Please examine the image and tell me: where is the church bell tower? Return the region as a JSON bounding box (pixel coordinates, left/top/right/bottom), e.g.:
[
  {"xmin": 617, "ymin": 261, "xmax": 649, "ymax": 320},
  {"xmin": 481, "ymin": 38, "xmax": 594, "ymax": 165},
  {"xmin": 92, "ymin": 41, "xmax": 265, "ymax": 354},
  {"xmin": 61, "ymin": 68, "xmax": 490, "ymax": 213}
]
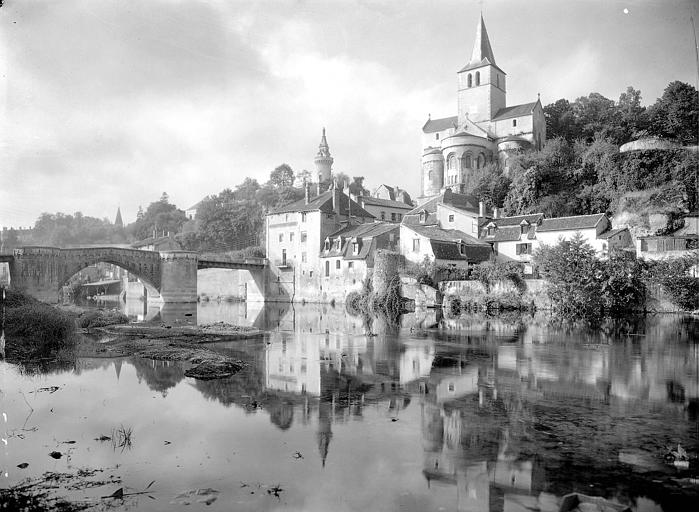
[{"xmin": 457, "ymin": 15, "xmax": 506, "ymax": 125}]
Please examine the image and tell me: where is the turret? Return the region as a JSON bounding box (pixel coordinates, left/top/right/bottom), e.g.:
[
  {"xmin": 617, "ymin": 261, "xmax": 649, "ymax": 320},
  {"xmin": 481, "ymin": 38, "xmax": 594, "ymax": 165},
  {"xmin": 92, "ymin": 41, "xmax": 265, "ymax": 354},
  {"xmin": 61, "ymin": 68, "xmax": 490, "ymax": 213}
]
[{"xmin": 314, "ymin": 127, "xmax": 334, "ymax": 184}]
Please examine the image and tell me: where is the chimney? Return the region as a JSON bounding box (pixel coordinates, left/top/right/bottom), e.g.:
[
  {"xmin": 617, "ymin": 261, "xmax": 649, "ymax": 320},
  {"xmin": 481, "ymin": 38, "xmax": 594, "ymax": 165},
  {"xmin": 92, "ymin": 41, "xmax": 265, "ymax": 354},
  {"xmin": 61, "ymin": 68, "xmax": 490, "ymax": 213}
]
[
  {"xmin": 332, "ymin": 180, "xmax": 340, "ymax": 215},
  {"xmin": 316, "ymin": 181, "xmax": 321, "ymax": 196},
  {"xmin": 493, "ymin": 207, "xmax": 499, "ymax": 219},
  {"xmin": 304, "ymin": 182, "xmax": 310, "ymax": 204},
  {"xmin": 479, "ymin": 201, "xmax": 486, "ymax": 218}
]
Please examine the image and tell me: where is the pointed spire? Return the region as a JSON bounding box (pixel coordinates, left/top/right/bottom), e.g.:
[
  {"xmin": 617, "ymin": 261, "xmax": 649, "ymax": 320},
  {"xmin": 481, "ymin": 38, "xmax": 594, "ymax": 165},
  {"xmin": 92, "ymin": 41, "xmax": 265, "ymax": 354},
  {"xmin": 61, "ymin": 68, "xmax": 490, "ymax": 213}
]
[
  {"xmin": 114, "ymin": 206, "xmax": 124, "ymax": 228},
  {"xmin": 317, "ymin": 127, "xmax": 331, "ymax": 158},
  {"xmin": 469, "ymin": 14, "xmax": 496, "ymax": 67}
]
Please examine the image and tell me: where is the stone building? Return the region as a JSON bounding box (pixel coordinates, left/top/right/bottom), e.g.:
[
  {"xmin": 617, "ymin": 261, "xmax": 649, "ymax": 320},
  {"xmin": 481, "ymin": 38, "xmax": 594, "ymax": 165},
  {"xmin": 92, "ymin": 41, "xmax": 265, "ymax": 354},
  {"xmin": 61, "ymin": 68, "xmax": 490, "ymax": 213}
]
[
  {"xmin": 420, "ymin": 15, "xmax": 546, "ymax": 201},
  {"xmin": 265, "ymin": 182, "xmax": 374, "ymax": 302}
]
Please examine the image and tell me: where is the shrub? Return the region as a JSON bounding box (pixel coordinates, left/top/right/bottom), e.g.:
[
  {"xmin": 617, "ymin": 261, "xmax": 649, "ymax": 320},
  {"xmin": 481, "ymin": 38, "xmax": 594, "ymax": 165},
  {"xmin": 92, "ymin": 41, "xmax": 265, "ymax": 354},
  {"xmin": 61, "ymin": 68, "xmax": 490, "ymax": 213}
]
[
  {"xmin": 642, "ymin": 255, "xmax": 699, "ymax": 311},
  {"xmin": 78, "ymin": 310, "xmax": 129, "ymax": 329},
  {"xmin": 447, "ymin": 295, "xmax": 462, "ymax": 316},
  {"xmin": 470, "ymin": 261, "xmax": 526, "ymax": 294},
  {"xmin": 4, "ymin": 303, "xmax": 76, "ymax": 349}
]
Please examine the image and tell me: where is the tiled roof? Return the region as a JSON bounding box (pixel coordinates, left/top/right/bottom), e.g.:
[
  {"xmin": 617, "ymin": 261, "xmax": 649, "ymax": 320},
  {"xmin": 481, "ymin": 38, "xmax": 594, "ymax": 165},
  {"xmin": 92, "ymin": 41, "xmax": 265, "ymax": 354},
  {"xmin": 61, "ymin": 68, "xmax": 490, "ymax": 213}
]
[
  {"xmin": 270, "ymin": 190, "xmax": 374, "ymax": 218},
  {"xmin": 483, "ymin": 226, "xmax": 523, "ymax": 242},
  {"xmin": 491, "ymin": 102, "xmax": 538, "ymax": 122},
  {"xmin": 360, "ymin": 196, "xmax": 413, "ymax": 209},
  {"xmin": 537, "ymin": 213, "xmax": 607, "ymax": 232},
  {"xmin": 321, "ymin": 222, "xmax": 398, "ymax": 261},
  {"xmin": 423, "ymin": 116, "xmax": 458, "ymax": 133},
  {"xmin": 490, "ymin": 213, "xmax": 544, "ymax": 227},
  {"xmin": 405, "ymin": 191, "xmax": 483, "ymax": 216}
]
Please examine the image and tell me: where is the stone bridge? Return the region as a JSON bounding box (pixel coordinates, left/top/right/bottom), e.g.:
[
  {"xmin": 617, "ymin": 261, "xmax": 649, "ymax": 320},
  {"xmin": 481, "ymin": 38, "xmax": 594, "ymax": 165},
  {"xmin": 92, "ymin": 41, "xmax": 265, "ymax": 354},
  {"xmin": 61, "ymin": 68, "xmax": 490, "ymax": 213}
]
[{"xmin": 4, "ymin": 246, "xmax": 288, "ymax": 304}]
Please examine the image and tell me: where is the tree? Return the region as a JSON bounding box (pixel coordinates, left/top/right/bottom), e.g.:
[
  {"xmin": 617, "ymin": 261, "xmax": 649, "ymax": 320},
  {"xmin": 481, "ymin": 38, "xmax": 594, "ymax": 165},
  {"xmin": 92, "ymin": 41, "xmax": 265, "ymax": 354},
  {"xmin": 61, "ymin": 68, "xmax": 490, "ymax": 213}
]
[
  {"xmin": 127, "ymin": 193, "xmax": 187, "ymax": 240},
  {"xmin": 269, "ymin": 164, "xmax": 295, "ymax": 189},
  {"xmin": 196, "ymin": 189, "xmax": 264, "ymax": 251},
  {"xmin": 348, "ymin": 176, "xmax": 370, "ymax": 197},
  {"xmin": 534, "ymin": 234, "xmax": 606, "ymax": 317},
  {"xmin": 233, "ymin": 177, "xmax": 260, "ymax": 201},
  {"xmin": 465, "ymin": 163, "xmax": 511, "ymax": 209},
  {"xmin": 544, "ymin": 98, "xmax": 580, "ymax": 141},
  {"xmin": 615, "ymin": 86, "xmax": 647, "ymax": 143},
  {"xmin": 646, "ymin": 81, "xmax": 698, "ymax": 145}
]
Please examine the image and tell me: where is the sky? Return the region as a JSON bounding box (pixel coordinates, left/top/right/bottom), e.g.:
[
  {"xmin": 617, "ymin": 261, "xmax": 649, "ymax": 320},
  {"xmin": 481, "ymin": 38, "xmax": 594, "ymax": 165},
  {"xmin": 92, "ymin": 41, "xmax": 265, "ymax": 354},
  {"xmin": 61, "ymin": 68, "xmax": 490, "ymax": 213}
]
[{"xmin": 1, "ymin": 0, "xmax": 697, "ymax": 228}]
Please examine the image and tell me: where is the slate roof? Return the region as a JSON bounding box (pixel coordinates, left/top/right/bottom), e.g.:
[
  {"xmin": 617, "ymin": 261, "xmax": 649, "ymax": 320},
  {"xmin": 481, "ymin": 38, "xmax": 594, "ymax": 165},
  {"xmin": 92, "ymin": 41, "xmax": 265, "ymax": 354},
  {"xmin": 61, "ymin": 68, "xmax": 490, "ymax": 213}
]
[
  {"xmin": 537, "ymin": 213, "xmax": 607, "ymax": 232},
  {"xmin": 483, "ymin": 226, "xmax": 524, "ymax": 242},
  {"xmin": 423, "ymin": 116, "xmax": 458, "ymax": 133},
  {"xmin": 270, "ymin": 190, "xmax": 374, "ymax": 218},
  {"xmin": 430, "ymin": 241, "xmax": 491, "ymax": 263},
  {"xmin": 491, "ymin": 102, "xmax": 538, "ymax": 122},
  {"xmin": 321, "ymin": 222, "xmax": 398, "ymax": 260},
  {"xmin": 597, "ymin": 227, "xmax": 628, "ymax": 239},
  {"xmin": 405, "ymin": 191, "xmax": 483, "ymax": 217},
  {"xmin": 360, "ymin": 196, "xmax": 413, "ymax": 210}
]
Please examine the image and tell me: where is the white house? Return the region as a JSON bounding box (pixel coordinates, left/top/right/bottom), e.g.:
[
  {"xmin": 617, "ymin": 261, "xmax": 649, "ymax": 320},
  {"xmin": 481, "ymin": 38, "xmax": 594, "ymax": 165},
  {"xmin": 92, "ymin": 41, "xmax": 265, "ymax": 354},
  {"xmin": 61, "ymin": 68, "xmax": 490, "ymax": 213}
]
[{"xmin": 400, "ymin": 223, "xmax": 491, "ymax": 269}]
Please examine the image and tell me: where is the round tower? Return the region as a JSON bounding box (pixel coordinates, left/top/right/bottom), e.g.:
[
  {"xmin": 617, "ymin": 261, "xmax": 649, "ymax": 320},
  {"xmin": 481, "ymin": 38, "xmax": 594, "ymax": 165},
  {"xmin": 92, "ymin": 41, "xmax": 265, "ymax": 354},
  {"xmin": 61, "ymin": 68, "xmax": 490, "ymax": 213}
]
[
  {"xmin": 421, "ymin": 148, "xmax": 444, "ymax": 198},
  {"xmin": 314, "ymin": 127, "xmax": 334, "ymax": 184}
]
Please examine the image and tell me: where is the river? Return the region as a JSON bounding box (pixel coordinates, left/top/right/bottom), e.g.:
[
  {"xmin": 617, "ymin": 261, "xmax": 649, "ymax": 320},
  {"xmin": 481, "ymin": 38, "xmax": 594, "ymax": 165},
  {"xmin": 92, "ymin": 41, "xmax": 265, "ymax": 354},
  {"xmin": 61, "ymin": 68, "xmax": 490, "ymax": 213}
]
[{"xmin": 2, "ymin": 301, "xmax": 698, "ymax": 511}]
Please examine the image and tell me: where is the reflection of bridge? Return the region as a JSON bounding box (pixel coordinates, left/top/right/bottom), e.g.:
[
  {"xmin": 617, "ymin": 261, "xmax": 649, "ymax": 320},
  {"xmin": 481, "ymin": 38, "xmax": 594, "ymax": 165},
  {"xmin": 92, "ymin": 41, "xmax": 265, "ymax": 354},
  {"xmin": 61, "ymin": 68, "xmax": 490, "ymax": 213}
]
[{"xmin": 3, "ymin": 246, "xmax": 287, "ymax": 303}]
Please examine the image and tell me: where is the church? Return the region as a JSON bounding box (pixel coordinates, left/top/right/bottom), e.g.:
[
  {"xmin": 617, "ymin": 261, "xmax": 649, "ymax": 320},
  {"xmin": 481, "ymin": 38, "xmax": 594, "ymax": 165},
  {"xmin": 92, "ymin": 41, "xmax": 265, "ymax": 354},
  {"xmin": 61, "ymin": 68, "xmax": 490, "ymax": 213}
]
[{"xmin": 420, "ymin": 15, "xmax": 546, "ymax": 201}]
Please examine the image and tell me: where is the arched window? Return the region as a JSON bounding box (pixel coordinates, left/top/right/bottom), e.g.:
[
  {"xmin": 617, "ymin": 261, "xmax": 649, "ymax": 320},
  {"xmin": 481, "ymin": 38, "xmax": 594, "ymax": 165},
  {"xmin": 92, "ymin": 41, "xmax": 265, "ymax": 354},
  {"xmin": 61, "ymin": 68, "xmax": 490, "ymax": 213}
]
[
  {"xmin": 477, "ymin": 153, "xmax": 486, "ymax": 169},
  {"xmin": 447, "ymin": 153, "xmax": 456, "ymax": 171},
  {"xmin": 428, "ymin": 170, "xmax": 433, "ymax": 180},
  {"xmin": 475, "ymin": 71, "xmax": 480, "ymax": 86},
  {"xmin": 461, "ymin": 153, "xmax": 472, "ymax": 169},
  {"xmin": 467, "ymin": 74, "xmax": 472, "ymax": 88}
]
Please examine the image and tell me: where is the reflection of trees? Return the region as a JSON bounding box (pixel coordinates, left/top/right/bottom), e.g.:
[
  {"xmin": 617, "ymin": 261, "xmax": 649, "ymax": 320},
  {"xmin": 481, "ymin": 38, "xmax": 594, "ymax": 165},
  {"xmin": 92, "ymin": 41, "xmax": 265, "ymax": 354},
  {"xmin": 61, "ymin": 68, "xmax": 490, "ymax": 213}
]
[{"xmin": 131, "ymin": 357, "xmax": 185, "ymax": 395}]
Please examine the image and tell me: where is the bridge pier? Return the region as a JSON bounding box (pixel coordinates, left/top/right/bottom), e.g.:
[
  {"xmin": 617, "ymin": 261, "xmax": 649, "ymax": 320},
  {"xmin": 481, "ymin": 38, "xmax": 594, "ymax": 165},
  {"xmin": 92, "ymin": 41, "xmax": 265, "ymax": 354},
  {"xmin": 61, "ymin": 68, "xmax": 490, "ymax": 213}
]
[
  {"xmin": 9, "ymin": 247, "xmax": 63, "ymax": 303},
  {"xmin": 158, "ymin": 251, "xmax": 198, "ymax": 303}
]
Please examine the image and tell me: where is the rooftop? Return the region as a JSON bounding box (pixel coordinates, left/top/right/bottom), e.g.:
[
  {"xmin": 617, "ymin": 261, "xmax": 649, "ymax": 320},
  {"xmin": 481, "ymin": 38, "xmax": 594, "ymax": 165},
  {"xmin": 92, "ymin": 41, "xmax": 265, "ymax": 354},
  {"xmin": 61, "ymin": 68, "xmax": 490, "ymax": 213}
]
[
  {"xmin": 491, "ymin": 101, "xmax": 538, "ymax": 122},
  {"xmin": 422, "ymin": 116, "xmax": 458, "ymax": 133},
  {"xmin": 537, "ymin": 213, "xmax": 607, "ymax": 232},
  {"xmin": 360, "ymin": 196, "xmax": 413, "ymax": 209},
  {"xmin": 269, "ymin": 189, "xmax": 374, "ymax": 218}
]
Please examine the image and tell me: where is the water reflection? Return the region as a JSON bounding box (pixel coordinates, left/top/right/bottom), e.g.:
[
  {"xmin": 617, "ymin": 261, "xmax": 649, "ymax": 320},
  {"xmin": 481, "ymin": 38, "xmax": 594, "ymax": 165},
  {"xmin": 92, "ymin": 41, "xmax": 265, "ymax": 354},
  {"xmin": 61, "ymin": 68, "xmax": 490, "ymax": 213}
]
[{"xmin": 3, "ymin": 303, "xmax": 698, "ymax": 511}]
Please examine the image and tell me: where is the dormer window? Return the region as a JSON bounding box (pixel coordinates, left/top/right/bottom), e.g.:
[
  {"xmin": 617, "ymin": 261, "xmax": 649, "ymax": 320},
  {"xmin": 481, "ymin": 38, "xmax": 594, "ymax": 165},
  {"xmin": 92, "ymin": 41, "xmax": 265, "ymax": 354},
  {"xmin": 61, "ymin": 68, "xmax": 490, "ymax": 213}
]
[
  {"xmin": 419, "ymin": 211, "xmax": 426, "ymax": 223},
  {"xmin": 487, "ymin": 226, "xmax": 495, "ymax": 237},
  {"xmin": 323, "ymin": 239, "xmax": 330, "ymax": 251},
  {"xmin": 459, "ymin": 242, "xmax": 467, "ymax": 255},
  {"xmin": 352, "ymin": 241, "xmax": 360, "ymax": 255},
  {"xmin": 520, "ymin": 222, "xmax": 529, "ymax": 235},
  {"xmin": 334, "ymin": 238, "xmax": 342, "ymax": 250}
]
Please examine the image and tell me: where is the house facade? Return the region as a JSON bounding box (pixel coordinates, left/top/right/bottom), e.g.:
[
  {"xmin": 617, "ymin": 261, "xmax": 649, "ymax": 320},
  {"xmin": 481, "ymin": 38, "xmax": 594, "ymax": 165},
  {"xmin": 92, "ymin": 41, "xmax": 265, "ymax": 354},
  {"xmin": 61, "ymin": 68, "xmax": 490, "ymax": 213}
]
[
  {"xmin": 318, "ymin": 222, "xmax": 400, "ymax": 300},
  {"xmin": 265, "ymin": 184, "xmax": 374, "ymax": 302},
  {"xmin": 400, "ymin": 223, "xmax": 491, "ymax": 270}
]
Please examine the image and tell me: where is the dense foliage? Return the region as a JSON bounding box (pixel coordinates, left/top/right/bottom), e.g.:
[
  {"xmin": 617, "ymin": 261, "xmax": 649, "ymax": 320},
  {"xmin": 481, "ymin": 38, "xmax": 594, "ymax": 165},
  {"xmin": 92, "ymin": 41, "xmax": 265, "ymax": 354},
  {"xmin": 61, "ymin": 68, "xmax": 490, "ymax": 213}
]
[
  {"xmin": 29, "ymin": 211, "xmax": 126, "ymax": 247},
  {"xmin": 128, "ymin": 192, "xmax": 188, "ymax": 241},
  {"xmin": 3, "ymin": 291, "xmax": 76, "ymax": 349},
  {"xmin": 535, "ymin": 236, "xmax": 698, "ymax": 316}
]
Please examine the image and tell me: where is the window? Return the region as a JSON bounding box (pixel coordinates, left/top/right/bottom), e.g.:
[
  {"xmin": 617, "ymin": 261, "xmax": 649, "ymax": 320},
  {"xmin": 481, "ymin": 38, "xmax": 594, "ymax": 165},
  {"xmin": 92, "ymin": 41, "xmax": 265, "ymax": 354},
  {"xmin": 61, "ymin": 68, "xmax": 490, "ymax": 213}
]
[
  {"xmin": 282, "ymin": 249, "xmax": 287, "ymax": 265},
  {"xmin": 467, "ymin": 73, "xmax": 472, "ymax": 87},
  {"xmin": 324, "ymin": 239, "xmax": 330, "ymax": 251},
  {"xmin": 285, "ymin": 214, "xmax": 289, "ymax": 222},
  {"xmin": 448, "ymin": 214, "xmax": 454, "ymax": 222},
  {"xmin": 301, "ymin": 232, "xmax": 307, "ymax": 243},
  {"xmin": 397, "ymin": 214, "xmax": 402, "ymax": 221},
  {"xmin": 301, "ymin": 252, "xmax": 307, "ymax": 263},
  {"xmin": 348, "ymin": 262, "xmax": 353, "ymax": 269},
  {"xmin": 475, "ymin": 71, "xmax": 480, "ymax": 86},
  {"xmin": 301, "ymin": 212, "xmax": 307, "ymax": 222},
  {"xmin": 391, "ymin": 212, "xmax": 396, "ymax": 222},
  {"xmin": 352, "ymin": 242, "xmax": 359, "ymax": 255},
  {"xmin": 435, "ymin": 133, "xmax": 439, "ymax": 140},
  {"xmin": 461, "ymin": 153, "xmax": 472, "ymax": 169},
  {"xmin": 325, "ymin": 261, "xmax": 330, "ymax": 277},
  {"xmin": 289, "ymin": 232, "xmax": 294, "ymax": 242},
  {"xmin": 520, "ymin": 224, "xmax": 528, "ymax": 235},
  {"xmin": 412, "ymin": 239, "xmax": 420, "ymax": 252},
  {"xmin": 336, "ymin": 260, "xmax": 341, "ymax": 269},
  {"xmin": 380, "ymin": 211, "xmax": 386, "ymax": 220},
  {"xmin": 516, "ymin": 243, "xmax": 532, "ymax": 255},
  {"xmin": 512, "ymin": 119, "xmax": 517, "ymax": 127},
  {"xmin": 487, "ymin": 227, "xmax": 495, "ymax": 236},
  {"xmin": 428, "ymin": 170, "xmax": 433, "ymax": 180},
  {"xmin": 334, "ymin": 238, "xmax": 341, "ymax": 250},
  {"xmin": 419, "ymin": 211, "xmax": 425, "ymax": 223},
  {"xmin": 447, "ymin": 153, "xmax": 456, "ymax": 170},
  {"xmin": 279, "ymin": 233, "xmax": 284, "ymax": 242},
  {"xmin": 477, "ymin": 153, "xmax": 486, "ymax": 169}
]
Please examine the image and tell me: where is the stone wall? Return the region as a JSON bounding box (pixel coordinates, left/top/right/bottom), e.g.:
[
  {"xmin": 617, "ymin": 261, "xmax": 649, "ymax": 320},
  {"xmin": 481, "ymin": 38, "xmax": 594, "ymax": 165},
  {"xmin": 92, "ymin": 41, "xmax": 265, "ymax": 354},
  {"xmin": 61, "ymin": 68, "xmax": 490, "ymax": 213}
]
[
  {"xmin": 440, "ymin": 278, "xmax": 551, "ymax": 310},
  {"xmin": 197, "ymin": 268, "xmax": 245, "ymax": 301}
]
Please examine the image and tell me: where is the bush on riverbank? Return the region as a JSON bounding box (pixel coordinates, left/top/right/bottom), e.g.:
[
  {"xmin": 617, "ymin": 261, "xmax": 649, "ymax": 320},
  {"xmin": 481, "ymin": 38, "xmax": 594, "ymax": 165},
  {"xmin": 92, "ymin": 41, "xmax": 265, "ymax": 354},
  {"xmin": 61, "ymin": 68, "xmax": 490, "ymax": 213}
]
[
  {"xmin": 535, "ymin": 235, "xmax": 698, "ymax": 316},
  {"xmin": 78, "ymin": 310, "xmax": 129, "ymax": 329},
  {"xmin": 4, "ymin": 303, "xmax": 76, "ymax": 350}
]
